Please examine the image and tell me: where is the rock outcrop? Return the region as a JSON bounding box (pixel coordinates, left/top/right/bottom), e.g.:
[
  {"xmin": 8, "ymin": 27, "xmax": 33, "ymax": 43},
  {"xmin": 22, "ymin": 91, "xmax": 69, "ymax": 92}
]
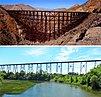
[{"xmin": 76, "ymin": 27, "xmax": 101, "ymax": 45}]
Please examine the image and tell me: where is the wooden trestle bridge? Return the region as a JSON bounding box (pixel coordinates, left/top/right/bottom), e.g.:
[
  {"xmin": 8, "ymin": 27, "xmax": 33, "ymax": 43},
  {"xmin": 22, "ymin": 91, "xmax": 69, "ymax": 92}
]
[
  {"xmin": 0, "ymin": 60, "xmax": 101, "ymax": 74},
  {"xmin": 7, "ymin": 10, "xmax": 89, "ymax": 42}
]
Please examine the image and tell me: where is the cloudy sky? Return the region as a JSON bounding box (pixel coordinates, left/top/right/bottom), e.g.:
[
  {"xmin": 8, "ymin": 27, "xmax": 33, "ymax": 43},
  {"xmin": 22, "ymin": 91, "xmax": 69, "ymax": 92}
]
[
  {"xmin": 0, "ymin": 0, "xmax": 88, "ymax": 9},
  {"xmin": 0, "ymin": 46, "xmax": 101, "ymax": 74}
]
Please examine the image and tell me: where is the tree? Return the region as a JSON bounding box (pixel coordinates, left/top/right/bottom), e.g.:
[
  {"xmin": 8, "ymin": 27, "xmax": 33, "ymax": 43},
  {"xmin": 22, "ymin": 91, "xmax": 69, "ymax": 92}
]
[
  {"xmin": 87, "ymin": 76, "xmax": 91, "ymax": 86},
  {"xmin": 81, "ymin": 76, "xmax": 86, "ymax": 85},
  {"xmin": 8, "ymin": 72, "xmax": 15, "ymax": 79},
  {"xmin": 0, "ymin": 71, "xmax": 5, "ymax": 85},
  {"xmin": 70, "ymin": 76, "xmax": 74, "ymax": 83},
  {"xmin": 15, "ymin": 72, "xmax": 19, "ymax": 80},
  {"xmin": 19, "ymin": 70, "xmax": 26, "ymax": 80},
  {"xmin": 91, "ymin": 75, "xmax": 99, "ymax": 90},
  {"xmin": 75, "ymin": 76, "xmax": 78, "ymax": 83}
]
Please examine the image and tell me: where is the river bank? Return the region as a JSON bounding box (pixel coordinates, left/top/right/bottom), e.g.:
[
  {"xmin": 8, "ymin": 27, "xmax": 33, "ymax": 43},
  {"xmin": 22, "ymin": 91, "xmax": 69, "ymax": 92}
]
[{"xmin": 0, "ymin": 80, "xmax": 36, "ymax": 97}]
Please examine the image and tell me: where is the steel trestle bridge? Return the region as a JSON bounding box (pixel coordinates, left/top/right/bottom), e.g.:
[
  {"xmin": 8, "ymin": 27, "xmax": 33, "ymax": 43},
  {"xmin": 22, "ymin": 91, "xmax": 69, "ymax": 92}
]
[{"xmin": 0, "ymin": 60, "xmax": 101, "ymax": 74}]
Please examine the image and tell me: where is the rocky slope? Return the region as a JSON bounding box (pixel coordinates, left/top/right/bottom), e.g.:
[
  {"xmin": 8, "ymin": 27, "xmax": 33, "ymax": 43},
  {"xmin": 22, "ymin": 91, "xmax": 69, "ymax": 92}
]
[
  {"xmin": 75, "ymin": 0, "xmax": 101, "ymax": 12},
  {"xmin": 0, "ymin": 6, "xmax": 21, "ymax": 45}
]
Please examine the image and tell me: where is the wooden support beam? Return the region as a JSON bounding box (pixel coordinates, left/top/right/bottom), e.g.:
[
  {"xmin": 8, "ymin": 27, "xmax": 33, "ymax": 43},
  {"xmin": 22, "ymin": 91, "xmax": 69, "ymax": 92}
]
[{"xmin": 7, "ymin": 10, "xmax": 89, "ymax": 42}]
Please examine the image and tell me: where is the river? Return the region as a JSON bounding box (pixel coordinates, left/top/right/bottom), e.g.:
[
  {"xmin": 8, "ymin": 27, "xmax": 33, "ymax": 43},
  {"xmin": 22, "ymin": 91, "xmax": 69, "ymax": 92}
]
[{"xmin": 3, "ymin": 82, "xmax": 101, "ymax": 97}]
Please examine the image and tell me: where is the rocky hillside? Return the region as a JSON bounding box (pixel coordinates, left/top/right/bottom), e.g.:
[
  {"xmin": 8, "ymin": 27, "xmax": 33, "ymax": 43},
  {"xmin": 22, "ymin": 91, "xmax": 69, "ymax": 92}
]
[
  {"xmin": 53, "ymin": 4, "xmax": 80, "ymax": 11},
  {"xmin": 1, "ymin": 4, "xmax": 38, "ymax": 10},
  {"xmin": 75, "ymin": 0, "xmax": 101, "ymax": 12},
  {"xmin": 0, "ymin": 6, "xmax": 21, "ymax": 45},
  {"xmin": 67, "ymin": 4, "xmax": 80, "ymax": 12},
  {"xmin": 53, "ymin": 8, "xmax": 68, "ymax": 11}
]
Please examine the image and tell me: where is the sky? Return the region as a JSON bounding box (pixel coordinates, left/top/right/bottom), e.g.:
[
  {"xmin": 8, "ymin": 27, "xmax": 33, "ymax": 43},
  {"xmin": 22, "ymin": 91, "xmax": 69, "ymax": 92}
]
[
  {"xmin": 0, "ymin": 46, "xmax": 101, "ymax": 64},
  {"xmin": 0, "ymin": 46, "xmax": 101, "ymax": 74},
  {"xmin": 0, "ymin": 0, "xmax": 88, "ymax": 9}
]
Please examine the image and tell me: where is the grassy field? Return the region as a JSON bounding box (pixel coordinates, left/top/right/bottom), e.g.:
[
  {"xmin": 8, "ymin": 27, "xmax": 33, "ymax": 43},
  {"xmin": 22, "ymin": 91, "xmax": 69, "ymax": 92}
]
[{"xmin": 0, "ymin": 80, "xmax": 36, "ymax": 97}]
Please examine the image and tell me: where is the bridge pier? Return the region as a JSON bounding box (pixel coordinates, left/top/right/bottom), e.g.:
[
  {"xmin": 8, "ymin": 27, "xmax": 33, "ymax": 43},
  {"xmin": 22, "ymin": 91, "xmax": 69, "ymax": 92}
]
[
  {"xmin": 36, "ymin": 64, "xmax": 42, "ymax": 73},
  {"xmin": 80, "ymin": 62, "xmax": 87, "ymax": 74},
  {"xmin": 13, "ymin": 65, "xmax": 18, "ymax": 73},
  {"xmin": 46, "ymin": 63, "xmax": 52, "ymax": 73},
  {"xmin": 56, "ymin": 63, "xmax": 62, "ymax": 74},
  {"xmin": 20, "ymin": 64, "xmax": 26, "ymax": 72},
  {"xmin": 6, "ymin": 65, "xmax": 11, "ymax": 73},
  {"xmin": 68, "ymin": 63, "xmax": 74, "ymax": 73},
  {"xmin": 94, "ymin": 61, "xmax": 97, "ymax": 67},
  {"xmin": 1, "ymin": 65, "xmax": 5, "ymax": 71},
  {"xmin": 27, "ymin": 64, "xmax": 34, "ymax": 73}
]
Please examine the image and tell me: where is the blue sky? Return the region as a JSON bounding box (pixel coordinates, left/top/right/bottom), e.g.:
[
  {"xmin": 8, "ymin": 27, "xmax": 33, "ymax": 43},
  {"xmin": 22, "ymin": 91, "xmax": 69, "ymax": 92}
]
[
  {"xmin": 0, "ymin": 0, "xmax": 88, "ymax": 9},
  {"xmin": 0, "ymin": 46, "xmax": 101, "ymax": 64},
  {"xmin": 0, "ymin": 46, "xmax": 101, "ymax": 73}
]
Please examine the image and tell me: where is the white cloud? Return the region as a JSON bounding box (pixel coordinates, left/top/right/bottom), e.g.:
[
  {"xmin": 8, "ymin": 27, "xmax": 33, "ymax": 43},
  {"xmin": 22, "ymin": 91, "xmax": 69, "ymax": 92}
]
[
  {"xmin": 91, "ymin": 48, "xmax": 101, "ymax": 55},
  {"xmin": 25, "ymin": 47, "xmax": 48, "ymax": 56},
  {"xmin": 55, "ymin": 47, "xmax": 79, "ymax": 61},
  {"xmin": 78, "ymin": 47, "xmax": 101, "ymax": 60}
]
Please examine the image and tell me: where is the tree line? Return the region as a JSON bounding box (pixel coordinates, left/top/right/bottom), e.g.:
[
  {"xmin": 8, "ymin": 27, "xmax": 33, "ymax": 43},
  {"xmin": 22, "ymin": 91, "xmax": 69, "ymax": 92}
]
[
  {"xmin": 0, "ymin": 70, "xmax": 55, "ymax": 81},
  {"xmin": 53, "ymin": 64, "xmax": 101, "ymax": 90}
]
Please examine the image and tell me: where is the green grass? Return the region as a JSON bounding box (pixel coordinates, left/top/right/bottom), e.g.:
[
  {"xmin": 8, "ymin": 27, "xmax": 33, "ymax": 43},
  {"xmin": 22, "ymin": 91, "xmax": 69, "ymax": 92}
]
[{"xmin": 0, "ymin": 80, "xmax": 36, "ymax": 97}]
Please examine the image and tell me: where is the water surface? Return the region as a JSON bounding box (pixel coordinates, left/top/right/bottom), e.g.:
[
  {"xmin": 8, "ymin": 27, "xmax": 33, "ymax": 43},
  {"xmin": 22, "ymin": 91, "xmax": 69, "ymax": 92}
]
[{"xmin": 3, "ymin": 82, "xmax": 100, "ymax": 97}]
